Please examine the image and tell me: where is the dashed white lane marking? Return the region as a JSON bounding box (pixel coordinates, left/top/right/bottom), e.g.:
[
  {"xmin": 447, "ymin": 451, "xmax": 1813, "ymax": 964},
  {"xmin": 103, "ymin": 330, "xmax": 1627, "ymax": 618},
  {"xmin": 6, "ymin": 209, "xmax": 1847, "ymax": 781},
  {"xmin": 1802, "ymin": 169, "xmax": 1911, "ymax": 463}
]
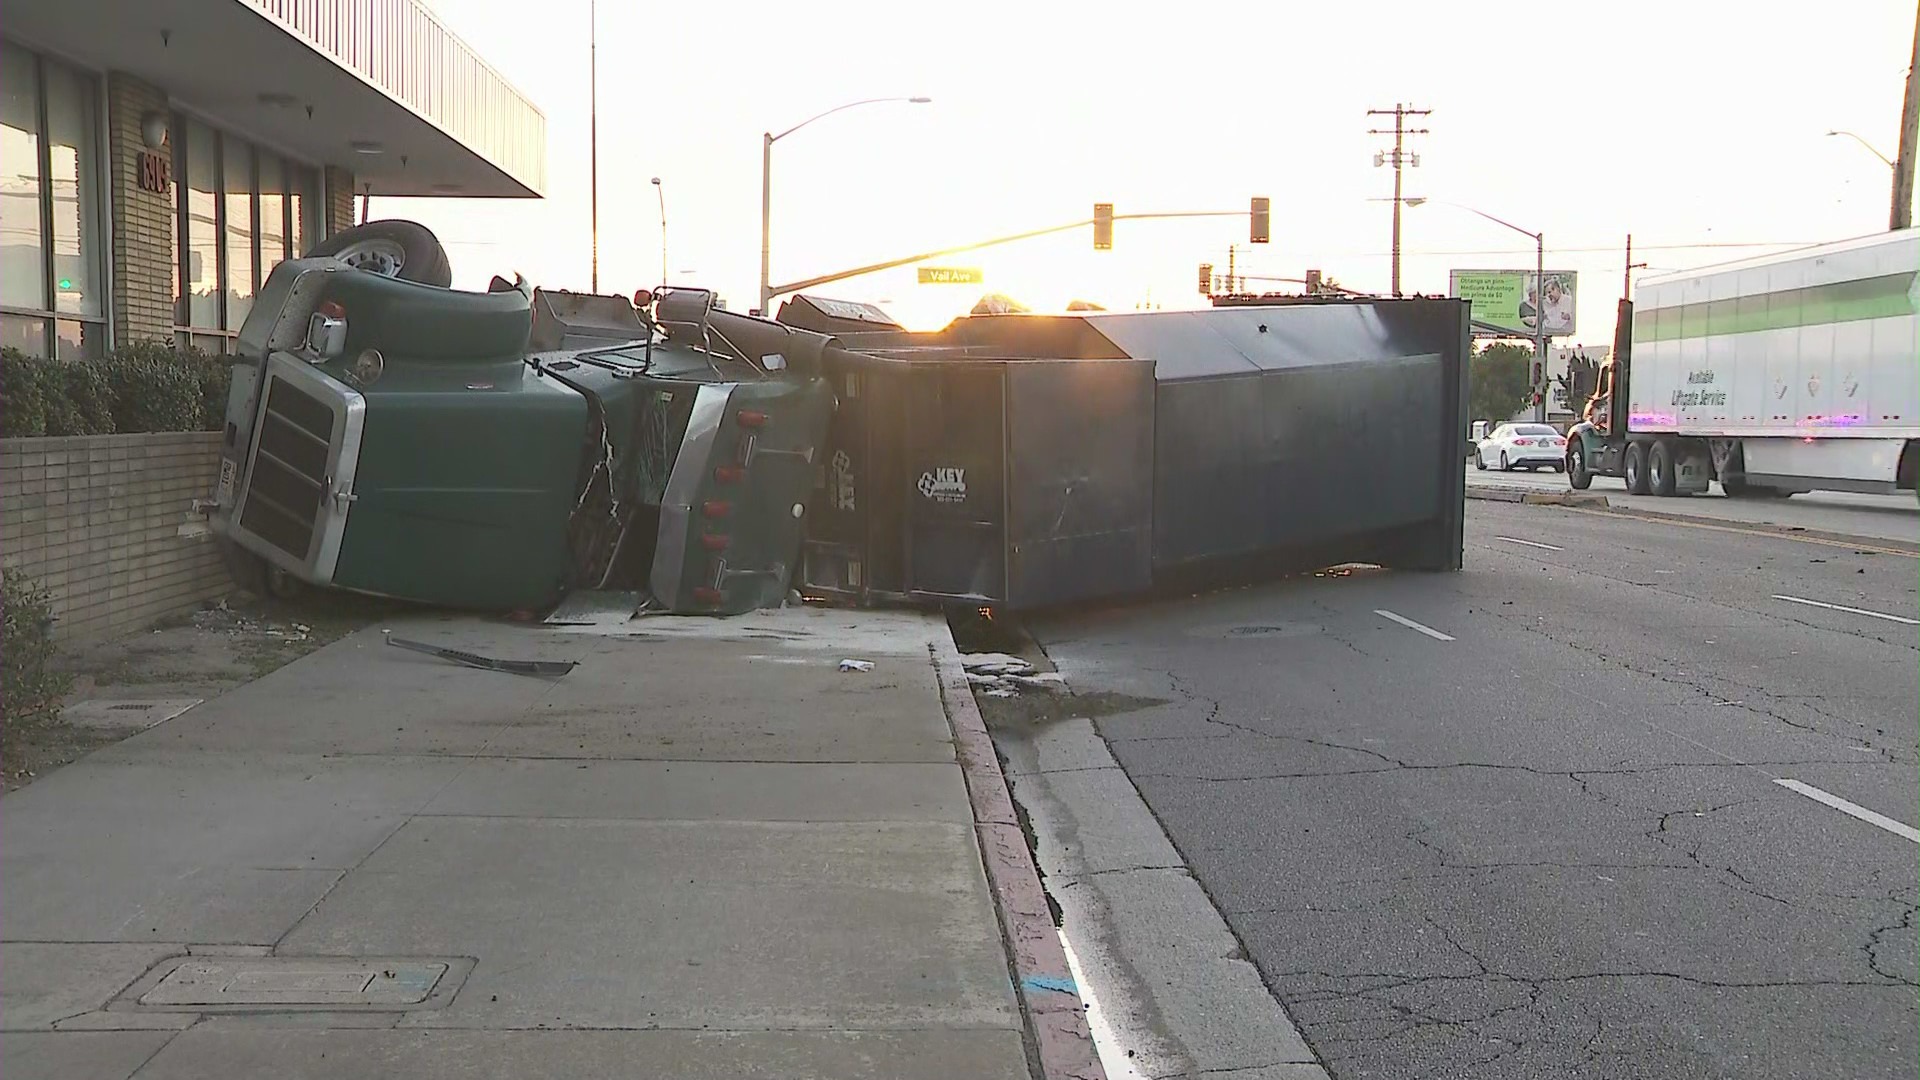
[
  {"xmin": 1771, "ymin": 594, "xmax": 1919, "ymax": 626},
  {"xmin": 1774, "ymin": 779, "xmax": 1920, "ymax": 843},
  {"xmin": 1495, "ymin": 535, "xmax": 1565, "ymax": 551},
  {"xmin": 1373, "ymin": 609, "xmax": 1455, "ymax": 642}
]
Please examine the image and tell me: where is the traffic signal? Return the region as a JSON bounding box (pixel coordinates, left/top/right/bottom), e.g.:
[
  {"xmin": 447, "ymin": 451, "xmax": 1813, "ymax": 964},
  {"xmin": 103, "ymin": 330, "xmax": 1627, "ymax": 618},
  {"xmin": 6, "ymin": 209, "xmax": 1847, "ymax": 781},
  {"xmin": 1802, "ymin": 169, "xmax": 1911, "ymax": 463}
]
[
  {"xmin": 1304, "ymin": 269, "xmax": 1322, "ymax": 294},
  {"xmin": 1250, "ymin": 196, "xmax": 1270, "ymax": 244},
  {"xmin": 1529, "ymin": 359, "xmax": 1544, "ymax": 386},
  {"xmin": 1093, "ymin": 203, "xmax": 1113, "ymax": 250},
  {"xmin": 1198, "ymin": 263, "xmax": 1213, "ymax": 296}
]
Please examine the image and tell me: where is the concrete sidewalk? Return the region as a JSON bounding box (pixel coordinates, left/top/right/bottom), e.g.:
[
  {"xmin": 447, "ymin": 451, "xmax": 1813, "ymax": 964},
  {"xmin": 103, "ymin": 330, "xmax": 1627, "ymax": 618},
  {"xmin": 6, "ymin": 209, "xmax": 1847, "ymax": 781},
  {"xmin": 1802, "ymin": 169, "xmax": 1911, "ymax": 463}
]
[{"xmin": 2, "ymin": 606, "xmax": 1038, "ymax": 1078}]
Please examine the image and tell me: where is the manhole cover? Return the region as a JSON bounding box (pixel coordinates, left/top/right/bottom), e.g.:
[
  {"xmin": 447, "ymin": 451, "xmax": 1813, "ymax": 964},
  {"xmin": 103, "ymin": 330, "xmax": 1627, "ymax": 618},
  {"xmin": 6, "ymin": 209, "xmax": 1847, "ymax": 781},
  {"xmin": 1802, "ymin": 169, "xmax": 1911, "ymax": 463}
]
[
  {"xmin": 62, "ymin": 699, "xmax": 201, "ymax": 731},
  {"xmin": 127, "ymin": 957, "xmax": 463, "ymax": 1011}
]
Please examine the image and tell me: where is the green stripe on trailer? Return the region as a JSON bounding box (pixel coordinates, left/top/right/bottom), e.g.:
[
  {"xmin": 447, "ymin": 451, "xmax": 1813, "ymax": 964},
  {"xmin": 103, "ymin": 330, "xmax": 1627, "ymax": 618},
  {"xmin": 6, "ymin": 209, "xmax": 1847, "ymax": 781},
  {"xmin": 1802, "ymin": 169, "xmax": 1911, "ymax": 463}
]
[{"xmin": 1632, "ymin": 271, "xmax": 1917, "ymax": 342}]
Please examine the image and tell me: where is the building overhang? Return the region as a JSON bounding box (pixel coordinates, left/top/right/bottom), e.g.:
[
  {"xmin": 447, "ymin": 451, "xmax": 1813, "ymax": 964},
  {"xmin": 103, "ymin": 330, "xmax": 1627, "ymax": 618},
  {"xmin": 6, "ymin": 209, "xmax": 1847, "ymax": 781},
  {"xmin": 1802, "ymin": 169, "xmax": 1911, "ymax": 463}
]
[{"xmin": 6, "ymin": 0, "xmax": 545, "ymax": 198}]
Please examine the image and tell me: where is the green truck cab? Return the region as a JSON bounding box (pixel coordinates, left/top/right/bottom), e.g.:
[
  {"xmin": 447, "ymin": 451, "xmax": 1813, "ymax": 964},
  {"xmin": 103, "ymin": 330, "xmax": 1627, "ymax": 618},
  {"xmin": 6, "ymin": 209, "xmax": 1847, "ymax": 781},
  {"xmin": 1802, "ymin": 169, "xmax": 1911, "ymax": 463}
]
[{"xmin": 212, "ymin": 252, "xmax": 833, "ymax": 615}]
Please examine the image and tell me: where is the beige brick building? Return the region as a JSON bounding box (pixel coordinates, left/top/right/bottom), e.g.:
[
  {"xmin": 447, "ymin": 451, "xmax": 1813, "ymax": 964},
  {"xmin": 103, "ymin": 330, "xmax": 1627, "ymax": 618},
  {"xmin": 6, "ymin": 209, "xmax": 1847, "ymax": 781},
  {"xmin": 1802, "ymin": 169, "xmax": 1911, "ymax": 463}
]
[
  {"xmin": 3, "ymin": 0, "xmax": 545, "ymax": 359},
  {"xmin": 3, "ymin": 1, "xmax": 543, "ymax": 641}
]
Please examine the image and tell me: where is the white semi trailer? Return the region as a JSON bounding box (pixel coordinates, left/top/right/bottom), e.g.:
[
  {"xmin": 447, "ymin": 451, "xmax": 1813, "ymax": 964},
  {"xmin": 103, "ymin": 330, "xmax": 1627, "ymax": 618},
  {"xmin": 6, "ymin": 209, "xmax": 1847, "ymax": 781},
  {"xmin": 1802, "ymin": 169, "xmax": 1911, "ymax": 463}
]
[{"xmin": 1566, "ymin": 229, "xmax": 1918, "ymax": 499}]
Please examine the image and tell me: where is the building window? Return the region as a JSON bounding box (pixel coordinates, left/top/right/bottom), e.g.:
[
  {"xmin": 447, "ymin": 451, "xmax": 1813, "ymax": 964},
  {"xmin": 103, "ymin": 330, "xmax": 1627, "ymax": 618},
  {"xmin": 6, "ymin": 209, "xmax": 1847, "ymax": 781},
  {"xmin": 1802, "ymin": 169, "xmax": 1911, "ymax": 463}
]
[
  {"xmin": 0, "ymin": 41, "xmax": 104, "ymax": 358},
  {"xmin": 172, "ymin": 117, "xmax": 320, "ymax": 352}
]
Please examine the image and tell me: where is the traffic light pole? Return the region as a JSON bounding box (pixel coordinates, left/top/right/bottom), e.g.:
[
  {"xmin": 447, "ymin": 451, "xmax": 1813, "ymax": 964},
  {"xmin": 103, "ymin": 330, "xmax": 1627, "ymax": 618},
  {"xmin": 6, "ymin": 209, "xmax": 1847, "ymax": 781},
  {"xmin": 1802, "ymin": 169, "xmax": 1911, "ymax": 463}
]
[
  {"xmin": 1534, "ymin": 231, "xmax": 1547, "ymax": 423},
  {"xmin": 765, "ymin": 209, "xmax": 1253, "ymax": 303}
]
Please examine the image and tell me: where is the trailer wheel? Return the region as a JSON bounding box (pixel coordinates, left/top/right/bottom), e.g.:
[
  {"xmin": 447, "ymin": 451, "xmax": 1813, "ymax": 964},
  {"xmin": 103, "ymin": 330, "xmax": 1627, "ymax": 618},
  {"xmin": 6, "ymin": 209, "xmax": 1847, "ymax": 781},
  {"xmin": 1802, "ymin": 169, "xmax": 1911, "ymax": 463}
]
[
  {"xmin": 1648, "ymin": 440, "xmax": 1678, "ymax": 496},
  {"xmin": 1624, "ymin": 442, "xmax": 1651, "ymax": 494},
  {"xmin": 1567, "ymin": 443, "xmax": 1592, "ymax": 489}
]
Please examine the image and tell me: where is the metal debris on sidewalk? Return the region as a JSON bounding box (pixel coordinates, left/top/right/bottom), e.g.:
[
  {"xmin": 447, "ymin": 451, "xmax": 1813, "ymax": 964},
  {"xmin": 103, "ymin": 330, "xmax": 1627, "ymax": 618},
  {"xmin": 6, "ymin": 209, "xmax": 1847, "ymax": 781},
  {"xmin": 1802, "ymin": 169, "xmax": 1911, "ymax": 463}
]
[
  {"xmin": 838, "ymin": 659, "xmax": 876, "ymax": 672},
  {"xmin": 384, "ymin": 632, "xmax": 578, "ymax": 678}
]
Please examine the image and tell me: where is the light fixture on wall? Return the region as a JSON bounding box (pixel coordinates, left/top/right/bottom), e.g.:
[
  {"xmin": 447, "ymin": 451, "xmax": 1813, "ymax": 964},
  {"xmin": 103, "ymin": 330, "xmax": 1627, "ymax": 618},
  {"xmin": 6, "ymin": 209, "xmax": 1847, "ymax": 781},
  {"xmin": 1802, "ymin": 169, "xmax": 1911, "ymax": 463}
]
[
  {"xmin": 349, "ymin": 140, "xmax": 384, "ymax": 156},
  {"xmin": 257, "ymin": 91, "xmax": 298, "ymax": 109},
  {"xmin": 139, "ymin": 110, "xmax": 169, "ymax": 150}
]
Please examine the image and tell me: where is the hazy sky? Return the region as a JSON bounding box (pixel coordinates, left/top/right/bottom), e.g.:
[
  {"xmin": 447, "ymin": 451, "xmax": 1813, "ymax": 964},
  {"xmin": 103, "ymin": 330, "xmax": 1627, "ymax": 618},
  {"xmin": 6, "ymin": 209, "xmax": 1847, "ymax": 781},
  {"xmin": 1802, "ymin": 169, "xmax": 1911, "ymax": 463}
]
[{"xmin": 383, "ymin": 0, "xmax": 1916, "ymax": 341}]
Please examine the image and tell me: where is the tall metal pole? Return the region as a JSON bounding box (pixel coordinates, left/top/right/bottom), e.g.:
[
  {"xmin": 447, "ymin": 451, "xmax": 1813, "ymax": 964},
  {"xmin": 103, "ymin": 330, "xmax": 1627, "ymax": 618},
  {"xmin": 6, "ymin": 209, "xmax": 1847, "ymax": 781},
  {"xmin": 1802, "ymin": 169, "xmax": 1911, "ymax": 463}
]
[
  {"xmin": 1534, "ymin": 233, "xmax": 1548, "ymax": 423},
  {"xmin": 1893, "ymin": 4, "xmax": 1919, "ymax": 231},
  {"xmin": 759, "ymin": 133, "xmax": 773, "ymax": 315},
  {"xmin": 588, "ymin": 0, "xmax": 598, "ymax": 293},
  {"xmin": 651, "ymin": 178, "xmax": 667, "ymax": 286},
  {"xmin": 1390, "ymin": 107, "xmax": 1405, "ymax": 296}
]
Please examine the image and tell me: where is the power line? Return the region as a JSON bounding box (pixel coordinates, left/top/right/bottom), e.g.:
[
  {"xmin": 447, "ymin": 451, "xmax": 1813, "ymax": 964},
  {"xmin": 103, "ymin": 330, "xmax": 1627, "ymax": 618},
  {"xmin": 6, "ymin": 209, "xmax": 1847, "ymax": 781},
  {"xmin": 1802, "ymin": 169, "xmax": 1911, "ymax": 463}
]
[{"xmin": 1320, "ymin": 241, "xmax": 1817, "ymax": 258}]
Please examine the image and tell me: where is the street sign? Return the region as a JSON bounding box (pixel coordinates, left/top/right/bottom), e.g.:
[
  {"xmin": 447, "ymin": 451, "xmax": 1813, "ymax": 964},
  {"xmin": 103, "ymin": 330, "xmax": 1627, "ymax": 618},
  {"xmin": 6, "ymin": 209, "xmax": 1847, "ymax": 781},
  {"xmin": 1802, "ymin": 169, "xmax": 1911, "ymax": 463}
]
[
  {"xmin": 916, "ymin": 266, "xmax": 984, "ymax": 285},
  {"xmin": 1448, "ymin": 269, "xmax": 1577, "ymax": 337}
]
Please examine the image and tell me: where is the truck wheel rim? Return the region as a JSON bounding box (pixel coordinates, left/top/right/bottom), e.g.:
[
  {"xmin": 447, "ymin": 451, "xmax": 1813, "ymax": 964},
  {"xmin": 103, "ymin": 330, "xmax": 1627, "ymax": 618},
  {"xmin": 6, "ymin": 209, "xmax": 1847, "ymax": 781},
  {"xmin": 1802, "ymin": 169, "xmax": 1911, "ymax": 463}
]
[{"xmin": 331, "ymin": 238, "xmax": 407, "ymax": 277}]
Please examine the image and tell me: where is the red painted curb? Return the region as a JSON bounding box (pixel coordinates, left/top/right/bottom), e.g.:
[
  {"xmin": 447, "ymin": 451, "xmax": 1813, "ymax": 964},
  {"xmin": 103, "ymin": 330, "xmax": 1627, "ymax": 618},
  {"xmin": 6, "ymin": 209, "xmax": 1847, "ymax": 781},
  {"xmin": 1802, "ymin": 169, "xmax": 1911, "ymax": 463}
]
[{"xmin": 932, "ymin": 640, "xmax": 1107, "ymax": 1080}]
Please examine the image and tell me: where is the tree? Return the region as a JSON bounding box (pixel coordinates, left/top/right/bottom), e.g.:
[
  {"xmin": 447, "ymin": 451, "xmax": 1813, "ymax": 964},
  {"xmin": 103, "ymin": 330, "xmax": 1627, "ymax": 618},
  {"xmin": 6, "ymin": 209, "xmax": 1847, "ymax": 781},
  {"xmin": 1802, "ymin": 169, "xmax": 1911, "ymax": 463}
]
[
  {"xmin": 1557, "ymin": 352, "xmax": 1600, "ymax": 413},
  {"xmin": 1468, "ymin": 342, "xmax": 1533, "ymax": 425}
]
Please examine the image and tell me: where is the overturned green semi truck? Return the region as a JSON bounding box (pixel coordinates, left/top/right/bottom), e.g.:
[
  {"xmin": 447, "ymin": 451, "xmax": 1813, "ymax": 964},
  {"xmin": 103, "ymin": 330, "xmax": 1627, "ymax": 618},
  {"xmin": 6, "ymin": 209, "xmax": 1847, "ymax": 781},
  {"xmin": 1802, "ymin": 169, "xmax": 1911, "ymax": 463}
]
[
  {"xmin": 212, "ymin": 238, "xmax": 844, "ymax": 615},
  {"xmin": 212, "ymin": 221, "xmax": 1472, "ymax": 615}
]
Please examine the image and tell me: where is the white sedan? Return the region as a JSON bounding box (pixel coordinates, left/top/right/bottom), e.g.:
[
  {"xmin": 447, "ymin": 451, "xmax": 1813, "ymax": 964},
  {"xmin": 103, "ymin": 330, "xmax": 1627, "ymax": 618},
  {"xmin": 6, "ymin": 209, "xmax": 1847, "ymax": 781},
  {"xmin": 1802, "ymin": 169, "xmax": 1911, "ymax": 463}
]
[{"xmin": 1475, "ymin": 423, "xmax": 1567, "ymax": 472}]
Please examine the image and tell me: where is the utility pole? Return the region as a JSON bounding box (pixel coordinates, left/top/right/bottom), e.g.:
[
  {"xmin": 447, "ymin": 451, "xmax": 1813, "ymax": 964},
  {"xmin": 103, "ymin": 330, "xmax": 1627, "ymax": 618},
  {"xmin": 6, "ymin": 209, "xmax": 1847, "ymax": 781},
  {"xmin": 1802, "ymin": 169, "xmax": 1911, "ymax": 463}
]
[
  {"xmin": 1894, "ymin": 3, "xmax": 1919, "ymax": 231},
  {"xmin": 1624, "ymin": 234, "xmax": 1648, "ymax": 299},
  {"xmin": 588, "ymin": 0, "xmax": 598, "ymax": 293},
  {"xmin": 1368, "ymin": 104, "xmax": 1430, "ymax": 296}
]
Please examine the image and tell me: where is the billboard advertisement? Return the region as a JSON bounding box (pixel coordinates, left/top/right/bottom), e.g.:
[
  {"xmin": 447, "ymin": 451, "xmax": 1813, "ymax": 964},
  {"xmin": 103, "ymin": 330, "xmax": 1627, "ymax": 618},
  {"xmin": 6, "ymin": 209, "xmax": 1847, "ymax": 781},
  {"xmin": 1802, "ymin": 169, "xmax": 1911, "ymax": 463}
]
[{"xmin": 1449, "ymin": 269, "xmax": 1576, "ymax": 337}]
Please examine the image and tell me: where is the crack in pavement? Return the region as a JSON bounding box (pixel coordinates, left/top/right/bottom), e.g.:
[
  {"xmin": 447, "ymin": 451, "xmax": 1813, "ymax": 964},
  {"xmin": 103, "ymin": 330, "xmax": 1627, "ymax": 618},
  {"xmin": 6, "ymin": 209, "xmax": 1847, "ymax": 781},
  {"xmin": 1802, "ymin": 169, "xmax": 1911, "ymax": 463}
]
[
  {"xmin": 1484, "ymin": 606, "xmax": 1913, "ymax": 765},
  {"xmin": 1864, "ymin": 905, "xmax": 1920, "ymax": 986}
]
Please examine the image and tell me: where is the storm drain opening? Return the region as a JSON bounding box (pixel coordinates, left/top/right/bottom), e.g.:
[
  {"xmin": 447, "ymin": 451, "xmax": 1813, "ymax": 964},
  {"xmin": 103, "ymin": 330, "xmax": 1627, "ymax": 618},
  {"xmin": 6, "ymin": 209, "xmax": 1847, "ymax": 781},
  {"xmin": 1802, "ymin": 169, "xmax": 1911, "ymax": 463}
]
[{"xmin": 117, "ymin": 956, "xmax": 472, "ymax": 1013}]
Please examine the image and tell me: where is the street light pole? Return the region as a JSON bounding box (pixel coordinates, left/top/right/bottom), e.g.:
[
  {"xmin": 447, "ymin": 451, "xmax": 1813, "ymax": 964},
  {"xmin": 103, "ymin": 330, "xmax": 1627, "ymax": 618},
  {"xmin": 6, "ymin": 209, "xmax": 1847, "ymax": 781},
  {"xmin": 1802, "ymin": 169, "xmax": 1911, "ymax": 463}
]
[
  {"xmin": 759, "ymin": 131, "xmax": 772, "ymax": 314},
  {"xmin": 1534, "ymin": 230, "xmax": 1547, "ymax": 423},
  {"xmin": 758, "ymin": 96, "xmax": 930, "ymax": 316},
  {"xmin": 1407, "ymin": 198, "xmax": 1549, "ymax": 420},
  {"xmin": 650, "ymin": 177, "xmax": 667, "ymax": 286},
  {"xmin": 588, "ymin": 0, "xmax": 597, "ymax": 294}
]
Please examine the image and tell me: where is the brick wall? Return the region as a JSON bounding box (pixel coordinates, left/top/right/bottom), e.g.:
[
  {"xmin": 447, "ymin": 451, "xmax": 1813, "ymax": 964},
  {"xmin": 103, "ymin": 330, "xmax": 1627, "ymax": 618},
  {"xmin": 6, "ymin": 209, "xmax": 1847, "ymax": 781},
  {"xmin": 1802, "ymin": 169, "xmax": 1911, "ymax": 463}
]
[
  {"xmin": 323, "ymin": 166, "xmax": 356, "ymax": 237},
  {"xmin": 0, "ymin": 434, "xmax": 229, "ymax": 645},
  {"xmin": 106, "ymin": 73, "xmax": 175, "ymax": 346}
]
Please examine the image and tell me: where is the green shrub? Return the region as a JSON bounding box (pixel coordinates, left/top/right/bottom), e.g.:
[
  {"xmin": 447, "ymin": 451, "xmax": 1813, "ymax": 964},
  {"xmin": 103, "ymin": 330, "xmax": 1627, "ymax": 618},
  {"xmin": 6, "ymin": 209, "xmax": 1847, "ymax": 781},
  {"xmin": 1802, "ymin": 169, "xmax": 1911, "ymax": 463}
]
[
  {"xmin": 191, "ymin": 353, "xmax": 231, "ymax": 432},
  {"xmin": 43, "ymin": 359, "xmax": 115, "ymax": 436},
  {"xmin": 1, "ymin": 572, "xmax": 70, "ymax": 734},
  {"xmin": 102, "ymin": 343, "xmax": 205, "ymax": 435},
  {"xmin": 1, "ymin": 347, "xmax": 49, "ymax": 438},
  {"xmin": 2, "ymin": 343, "xmax": 234, "ymax": 438}
]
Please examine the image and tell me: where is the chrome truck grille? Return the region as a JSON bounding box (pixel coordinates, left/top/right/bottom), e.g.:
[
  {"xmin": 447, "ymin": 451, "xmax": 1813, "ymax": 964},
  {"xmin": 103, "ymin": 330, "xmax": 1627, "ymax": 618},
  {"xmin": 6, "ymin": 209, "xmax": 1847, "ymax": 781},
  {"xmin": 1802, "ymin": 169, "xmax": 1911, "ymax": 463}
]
[
  {"xmin": 224, "ymin": 353, "xmax": 365, "ymax": 584},
  {"xmin": 238, "ymin": 374, "xmax": 334, "ymax": 560}
]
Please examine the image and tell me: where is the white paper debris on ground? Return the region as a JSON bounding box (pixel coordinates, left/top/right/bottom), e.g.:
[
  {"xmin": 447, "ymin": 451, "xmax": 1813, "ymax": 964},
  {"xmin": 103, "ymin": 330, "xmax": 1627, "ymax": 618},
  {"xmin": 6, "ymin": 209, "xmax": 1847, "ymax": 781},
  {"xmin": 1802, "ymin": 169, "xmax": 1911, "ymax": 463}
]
[
  {"xmin": 838, "ymin": 659, "xmax": 876, "ymax": 672},
  {"xmin": 960, "ymin": 652, "xmax": 1034, "ymax": 676},
  {"xmin": 984, "ymin": 688, "xmax": 1019, "ymax": 698},
  {"xmin": 1008, "ymin": 672, "xmax": 1068, "ymax": 688}
]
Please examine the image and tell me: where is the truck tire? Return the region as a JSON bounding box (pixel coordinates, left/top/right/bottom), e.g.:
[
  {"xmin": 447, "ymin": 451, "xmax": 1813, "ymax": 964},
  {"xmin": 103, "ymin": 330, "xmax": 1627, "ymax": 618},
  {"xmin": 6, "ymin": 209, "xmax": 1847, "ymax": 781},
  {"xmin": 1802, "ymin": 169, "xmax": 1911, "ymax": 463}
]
[
  {"xmin": 1567, "ymin": 442, "xmax": 1592, "ymax": 489},
  {"xmin": 1624, "ymin": 442, "xmax": 1651, "ymax": 494},
  {"xmin": 306, "ymin": 219, "xmax": 453, "ymax": 287},
  {"xmin": 1649, "ymin": 440, "xmax": 1678, "ymax": 496}
]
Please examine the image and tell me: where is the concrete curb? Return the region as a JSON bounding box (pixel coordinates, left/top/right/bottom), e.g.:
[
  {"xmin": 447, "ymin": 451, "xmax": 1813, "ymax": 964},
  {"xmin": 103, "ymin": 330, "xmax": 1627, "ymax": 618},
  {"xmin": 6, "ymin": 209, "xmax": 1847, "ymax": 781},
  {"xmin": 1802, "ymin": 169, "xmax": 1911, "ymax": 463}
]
[
  {"xmin": 1466, "ymin": 485, "xmax": 1611, "ymax": 508},
  {"xmin": 931, "ymin": 638, "xmax": 1106, "ymax": 1080}
]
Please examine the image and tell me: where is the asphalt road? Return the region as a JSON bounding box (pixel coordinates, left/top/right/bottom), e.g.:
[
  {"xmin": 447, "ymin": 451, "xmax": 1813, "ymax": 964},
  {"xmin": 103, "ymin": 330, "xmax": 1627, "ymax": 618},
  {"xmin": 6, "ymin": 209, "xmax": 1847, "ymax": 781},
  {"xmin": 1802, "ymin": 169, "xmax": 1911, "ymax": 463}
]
[
  {"xmin": 1023, "ymin": 501, "xmax": 1919, "ymax": 1080},
  {"xmin": 1466, "ymin": 466, "xmax": 1920, "ymax": 545}
]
